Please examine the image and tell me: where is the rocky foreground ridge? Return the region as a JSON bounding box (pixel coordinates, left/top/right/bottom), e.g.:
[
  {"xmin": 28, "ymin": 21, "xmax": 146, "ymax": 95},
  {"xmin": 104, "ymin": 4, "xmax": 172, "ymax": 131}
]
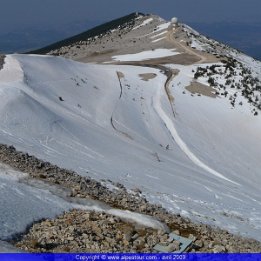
[{"xmin": 0, "ymin": 144, "xmax": 260, "ymax": 253}]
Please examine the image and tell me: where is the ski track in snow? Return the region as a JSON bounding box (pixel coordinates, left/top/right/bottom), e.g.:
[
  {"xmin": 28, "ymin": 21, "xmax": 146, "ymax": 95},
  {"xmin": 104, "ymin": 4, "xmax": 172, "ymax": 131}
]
[{"xmin": 153, "ymin": 69, "xmax": 239, "ymax": 185}]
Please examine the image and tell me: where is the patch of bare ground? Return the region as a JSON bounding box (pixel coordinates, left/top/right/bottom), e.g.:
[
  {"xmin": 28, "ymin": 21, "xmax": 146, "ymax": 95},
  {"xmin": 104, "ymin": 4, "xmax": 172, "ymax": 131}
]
[
  {"xmin": 89, "ymin": 49, "xmax": 115, "ymax": 57},
  {"xmin": 116, "ymin": 71, "xmax": 125, "ymax": 79},
  {"xmin": 78, "ymin": 49, "xmax": 118, "ymax": 63},
  {"xmin": 186, "ymin": 81, "xmax": 217, "ymax": 98},
  {"xmin": 139, "ymin": 73, "xmax": 157, "ymax": 81},
  {"xmin": 165, "ymin": 53, "xmax": 200, "ymax": 65},
  {"xmin": 164, "ymin": 69, "xmax": 179, "ymax": 117}
]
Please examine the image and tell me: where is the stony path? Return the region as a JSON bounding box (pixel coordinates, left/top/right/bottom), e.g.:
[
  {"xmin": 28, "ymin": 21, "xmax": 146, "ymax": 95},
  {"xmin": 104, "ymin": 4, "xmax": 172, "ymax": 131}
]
[
  {"xmin": 0, "ymin": 144, "xmax": 260, "ymax": 253},
  {"xmin": 166, "ymin": 28, "xmax": 207, "ymax": 64}
]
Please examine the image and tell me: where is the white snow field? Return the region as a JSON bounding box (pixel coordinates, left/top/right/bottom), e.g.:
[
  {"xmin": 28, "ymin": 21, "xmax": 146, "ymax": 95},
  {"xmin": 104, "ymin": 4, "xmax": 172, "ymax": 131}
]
[
  {"xmin": 0, "ymin": 163, "xmax": 72, "ymax": 240},
  {"xmin": 0, "ymin": 54, "xmax": 261, "ymax": 240},
  {"xmin": 112, "ymin": 49, "xmax": 179, "ymax": 61}
]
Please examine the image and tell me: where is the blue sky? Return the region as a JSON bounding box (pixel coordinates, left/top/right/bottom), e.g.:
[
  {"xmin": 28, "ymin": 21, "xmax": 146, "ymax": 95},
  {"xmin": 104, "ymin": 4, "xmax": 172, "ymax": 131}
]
[{"xmin": 0, "ymin": 0, "xmax": 260, "ymax": 33}]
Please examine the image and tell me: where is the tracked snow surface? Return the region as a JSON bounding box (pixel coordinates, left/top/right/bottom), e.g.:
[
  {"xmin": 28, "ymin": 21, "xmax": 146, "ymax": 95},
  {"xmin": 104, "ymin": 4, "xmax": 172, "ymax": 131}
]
[
  {"xmin": 0, "ymin": 163, "xmax": 72, "ymax": 240},
  {"xmin": 0, "ymin": 52, "xmax": 260, "ymax": 241}
]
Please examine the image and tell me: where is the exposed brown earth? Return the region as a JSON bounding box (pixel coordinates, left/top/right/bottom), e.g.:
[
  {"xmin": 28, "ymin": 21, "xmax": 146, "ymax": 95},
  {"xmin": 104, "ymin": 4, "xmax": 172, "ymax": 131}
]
[
  {"xmin": 185, "ymin": 82, "xmax": 217, "ymax": 98},
  {"xmin": 139, "ymin": 73, "xmax": 157, "ymax": 81}
]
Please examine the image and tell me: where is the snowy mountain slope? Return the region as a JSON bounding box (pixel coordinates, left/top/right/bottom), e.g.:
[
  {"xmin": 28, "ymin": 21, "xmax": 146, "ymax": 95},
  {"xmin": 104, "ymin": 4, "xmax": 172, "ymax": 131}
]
[
  {"xmin": 0, "ymin": 162, "xmax": 72, "ymax": 240},
  {"xmin": 0, "ymin": 161, "xmax": 166, "ymax": 242},
  {"xmin": 0, "ymin": 52, "xmax": 261, "ymax": 241}
]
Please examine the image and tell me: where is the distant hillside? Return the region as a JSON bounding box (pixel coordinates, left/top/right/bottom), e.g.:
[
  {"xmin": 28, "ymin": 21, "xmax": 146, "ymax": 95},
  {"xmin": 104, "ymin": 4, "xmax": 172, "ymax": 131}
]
[
  {"xmin": 29, "ymin": 12, "xmax": 144, "ymax": 55},
  {"xmin": 190, "ymin": 22, "xmax": 261, "ymax": 61},
  {"xmin": 0, "ymin": 20, "xmax": 100, "ymax": 54}
]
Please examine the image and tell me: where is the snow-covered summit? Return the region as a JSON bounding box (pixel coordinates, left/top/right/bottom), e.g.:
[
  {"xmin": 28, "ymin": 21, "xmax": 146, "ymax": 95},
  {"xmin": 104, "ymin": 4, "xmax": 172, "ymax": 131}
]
[{"xmin": 0, "ymin": 14, "xmax": 261, "ymax": 242}]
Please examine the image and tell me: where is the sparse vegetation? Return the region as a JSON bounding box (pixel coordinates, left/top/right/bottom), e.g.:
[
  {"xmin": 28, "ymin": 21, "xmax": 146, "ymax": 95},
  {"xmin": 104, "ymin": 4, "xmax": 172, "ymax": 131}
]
[{"xmin": 193, "ymin": 60, "xmax": 261, "ymax": 113}]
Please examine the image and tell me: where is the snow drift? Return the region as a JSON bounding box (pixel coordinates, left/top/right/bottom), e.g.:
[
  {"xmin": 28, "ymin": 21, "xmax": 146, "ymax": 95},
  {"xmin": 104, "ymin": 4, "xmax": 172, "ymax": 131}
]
[{"xmin": 0, "ymin": 54, "xmax": 260, "ymax": 240}]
